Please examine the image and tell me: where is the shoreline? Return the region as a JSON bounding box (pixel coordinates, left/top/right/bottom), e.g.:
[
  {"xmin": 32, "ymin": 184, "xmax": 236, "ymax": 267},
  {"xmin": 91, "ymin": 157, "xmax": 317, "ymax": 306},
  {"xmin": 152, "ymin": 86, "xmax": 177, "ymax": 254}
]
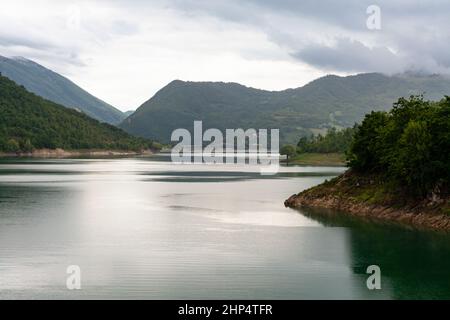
[
  {"xmin": 0, "ymin": 148, "xmax": 153, "ymax": 158},
  {"xmin": 284, "ymin": 153, "xmax": 346, "ymax": 166},
  {"xmin": 284, "ymin": 171, "xmax": 450, "ymax": 231}
]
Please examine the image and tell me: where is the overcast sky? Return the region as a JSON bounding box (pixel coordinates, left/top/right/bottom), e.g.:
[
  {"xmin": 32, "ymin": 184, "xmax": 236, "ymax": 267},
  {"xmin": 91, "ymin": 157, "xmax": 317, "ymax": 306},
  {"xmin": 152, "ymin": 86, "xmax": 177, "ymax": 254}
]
[{"xmin": 1, "ymin": 0, "xmax": 449, "ymax": 111}]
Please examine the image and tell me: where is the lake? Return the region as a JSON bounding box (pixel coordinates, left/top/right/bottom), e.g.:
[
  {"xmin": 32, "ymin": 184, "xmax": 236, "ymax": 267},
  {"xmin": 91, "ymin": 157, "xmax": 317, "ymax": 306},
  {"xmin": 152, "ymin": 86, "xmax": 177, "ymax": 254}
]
[{"xmin": 0, "ymin": 155, "xmax": 449, "ymax": 299}]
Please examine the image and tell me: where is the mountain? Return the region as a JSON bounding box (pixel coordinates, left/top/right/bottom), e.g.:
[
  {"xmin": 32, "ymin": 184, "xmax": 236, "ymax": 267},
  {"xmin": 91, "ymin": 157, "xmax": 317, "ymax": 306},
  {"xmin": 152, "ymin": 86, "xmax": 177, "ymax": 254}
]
[
  {"xmin": 120, "ymin": 73, "xmax": 450, "ymax": 145},
  {"xmin": 0, "ymin": 55, "xmax": 125, "ymax": 125},
  {"xmin": 0, "ymin": 75, "xmax": 153, "ymax": 153}
]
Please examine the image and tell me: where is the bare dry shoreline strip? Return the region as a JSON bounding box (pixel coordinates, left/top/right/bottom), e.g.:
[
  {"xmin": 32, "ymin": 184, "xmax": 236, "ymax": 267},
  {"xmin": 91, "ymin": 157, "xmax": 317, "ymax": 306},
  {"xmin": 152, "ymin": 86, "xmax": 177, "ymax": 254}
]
[{"xmin": 0, "ymin": 148, "xmax": 153, "ymax": 158}]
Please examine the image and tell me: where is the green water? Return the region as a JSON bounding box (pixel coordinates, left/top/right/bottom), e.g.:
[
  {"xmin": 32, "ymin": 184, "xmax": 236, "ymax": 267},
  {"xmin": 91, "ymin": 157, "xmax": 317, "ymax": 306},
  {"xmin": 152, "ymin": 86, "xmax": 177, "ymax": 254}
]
[{"xmin": 0, "ymin": 156, "xmax": 449, "ymax": 299}]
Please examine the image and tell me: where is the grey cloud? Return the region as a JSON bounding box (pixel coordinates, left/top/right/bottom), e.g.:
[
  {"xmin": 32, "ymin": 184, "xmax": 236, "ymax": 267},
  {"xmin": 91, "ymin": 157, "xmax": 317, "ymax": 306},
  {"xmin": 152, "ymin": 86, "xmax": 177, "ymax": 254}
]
[
  {"xmin": 94, "ymin": 0, "xmax": 450, "ymax": 72},
  {"xmin": 0, "ymin": 34, "xmax": 55, "ymax": 51},
  {"xmin": 160, "ymin": 0, "xmax": 450, "ymax": 75},
  {"xmin": 165, "ymin": 0, "xmax": 369, "ymax": 30},
  {"xmin": 110, "ymin": 20, "xmax": 140, "ymax": 36},
  {"xmin": 4, "ymin": 0, "xmax": 450, "ymax": 77},
  {"xmin": 0, "ymin": 33, "xmax": 87, "ymax": 71},
  {"xmin": 165, "ymin": 0, "xmax": 450, "ymax": 33},
  {"xmin": 293, "ymin": 38, "xmax": 406, "ymax": 74}
]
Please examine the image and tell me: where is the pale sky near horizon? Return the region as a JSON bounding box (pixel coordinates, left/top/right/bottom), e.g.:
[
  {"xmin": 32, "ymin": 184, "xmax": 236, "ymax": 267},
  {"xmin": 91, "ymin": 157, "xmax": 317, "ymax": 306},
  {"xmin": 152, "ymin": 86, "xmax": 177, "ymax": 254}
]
[{"xmin": 1, "ymin": 0, "xmax": 450, "ymax": 111}]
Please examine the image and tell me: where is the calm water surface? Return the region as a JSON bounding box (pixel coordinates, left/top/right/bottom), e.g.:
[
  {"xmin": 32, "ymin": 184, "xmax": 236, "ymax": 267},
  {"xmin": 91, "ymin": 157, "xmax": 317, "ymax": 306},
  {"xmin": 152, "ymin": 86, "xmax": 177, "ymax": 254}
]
[{"xmin": 0, "ymin": 155, "xmax": 449, "ymax": 299}]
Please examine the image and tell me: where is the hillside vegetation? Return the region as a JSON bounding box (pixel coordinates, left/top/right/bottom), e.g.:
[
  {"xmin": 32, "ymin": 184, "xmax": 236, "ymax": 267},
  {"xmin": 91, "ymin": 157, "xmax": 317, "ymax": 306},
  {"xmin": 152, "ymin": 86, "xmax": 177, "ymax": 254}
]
[
  {"xmin": 0, "ymin": 75, "xmax": 155, "ymax": 153},
  {"xmin": 121, "ymin": 73, "xmax": 450, "ymax": 145}
]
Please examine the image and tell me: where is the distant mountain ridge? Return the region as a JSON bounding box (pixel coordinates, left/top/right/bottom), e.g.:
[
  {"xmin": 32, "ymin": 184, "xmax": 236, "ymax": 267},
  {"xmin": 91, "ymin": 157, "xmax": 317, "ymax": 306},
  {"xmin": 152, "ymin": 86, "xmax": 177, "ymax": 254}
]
[
  {"xmin": 0, "ymin": 55, "xmax": 125, "ymax": 125},
  {"xmin": 120, "ymin": 73, "xmax": 450, "ymax": 144}
]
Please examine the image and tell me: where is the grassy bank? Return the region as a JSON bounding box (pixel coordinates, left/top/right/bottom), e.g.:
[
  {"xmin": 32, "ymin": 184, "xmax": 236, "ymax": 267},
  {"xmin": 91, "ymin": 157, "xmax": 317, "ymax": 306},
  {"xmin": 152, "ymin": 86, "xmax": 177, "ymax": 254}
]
[{"xmin": 286, "ymin": 153, "xmax": 346, "ymax": 166}]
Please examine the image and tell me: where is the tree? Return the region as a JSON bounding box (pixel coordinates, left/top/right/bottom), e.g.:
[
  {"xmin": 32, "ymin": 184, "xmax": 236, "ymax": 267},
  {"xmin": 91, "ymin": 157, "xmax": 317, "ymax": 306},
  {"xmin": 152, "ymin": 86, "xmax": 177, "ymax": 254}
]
[
  {"xmin": 297, "ymin": 136, "xmax": 309, "ymax": 152},
  {"xmin": 296, "ymin": 127, "xmax": 356, "ymax": 154},
  {"xmin": 393, "ymin": 120, "xmax": 432, "ymax": 196},
  {"xmin": 347, "ymin": 95, "xmax": 450, "ymax": 198},
  {"xmin": 6, "ymin": 138, "xmax": 20, "ymax": 152},
  {"xmin": 281, "ymin": 144, "xmax": 297, "ymax": 165},
  {"xmin": 347, "ymin": 111, "xmax": 388, "ymax": 170},
  {"xmin": 21, "ymin": 139, "xmax": 34, "ymax": 153}
]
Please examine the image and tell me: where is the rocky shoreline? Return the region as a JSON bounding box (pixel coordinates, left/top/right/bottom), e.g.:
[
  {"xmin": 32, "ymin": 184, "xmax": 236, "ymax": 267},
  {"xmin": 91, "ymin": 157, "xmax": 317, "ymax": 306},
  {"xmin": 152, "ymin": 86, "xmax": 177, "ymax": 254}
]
[
  {"xmin": 284, "ymin": 171, "xmax": 450, "ymax": 231},
  {"xmin": 0, "ymin": 148, "xmax": 153, "ymax": 158}
]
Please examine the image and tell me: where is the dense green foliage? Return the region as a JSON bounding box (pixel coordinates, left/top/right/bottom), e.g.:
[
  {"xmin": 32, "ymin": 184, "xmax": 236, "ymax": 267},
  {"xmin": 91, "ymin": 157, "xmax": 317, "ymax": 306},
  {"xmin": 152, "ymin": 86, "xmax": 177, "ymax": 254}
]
[
  {"xmin": 280, "ymin": 144, "xmax": 297, "ymax": 161},
  {"xmin": 0, "ymin": 56, "xmax": 125, "ymax": 124},
  {"xmin": 121, "ymin": 73, "xmax": 450, "ymax": 145},
  {"xmin": 0, "ymin": 75, "xmax": 154, "ymax": 153},
  {"xmin": 348, "ymin": 95, "xmax": 450, "ymax": 197},
  {"xmin": 296, "ymin": 127, "xmax": 355, "ymax": 154}
]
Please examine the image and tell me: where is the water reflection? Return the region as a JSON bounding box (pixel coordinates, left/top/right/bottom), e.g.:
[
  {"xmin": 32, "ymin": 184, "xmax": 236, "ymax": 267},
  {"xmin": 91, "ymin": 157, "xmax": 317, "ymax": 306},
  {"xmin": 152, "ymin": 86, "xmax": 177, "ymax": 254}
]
[{"xmin": 298, "ymin": 207, "xmax": 450, "ymax": 299}]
